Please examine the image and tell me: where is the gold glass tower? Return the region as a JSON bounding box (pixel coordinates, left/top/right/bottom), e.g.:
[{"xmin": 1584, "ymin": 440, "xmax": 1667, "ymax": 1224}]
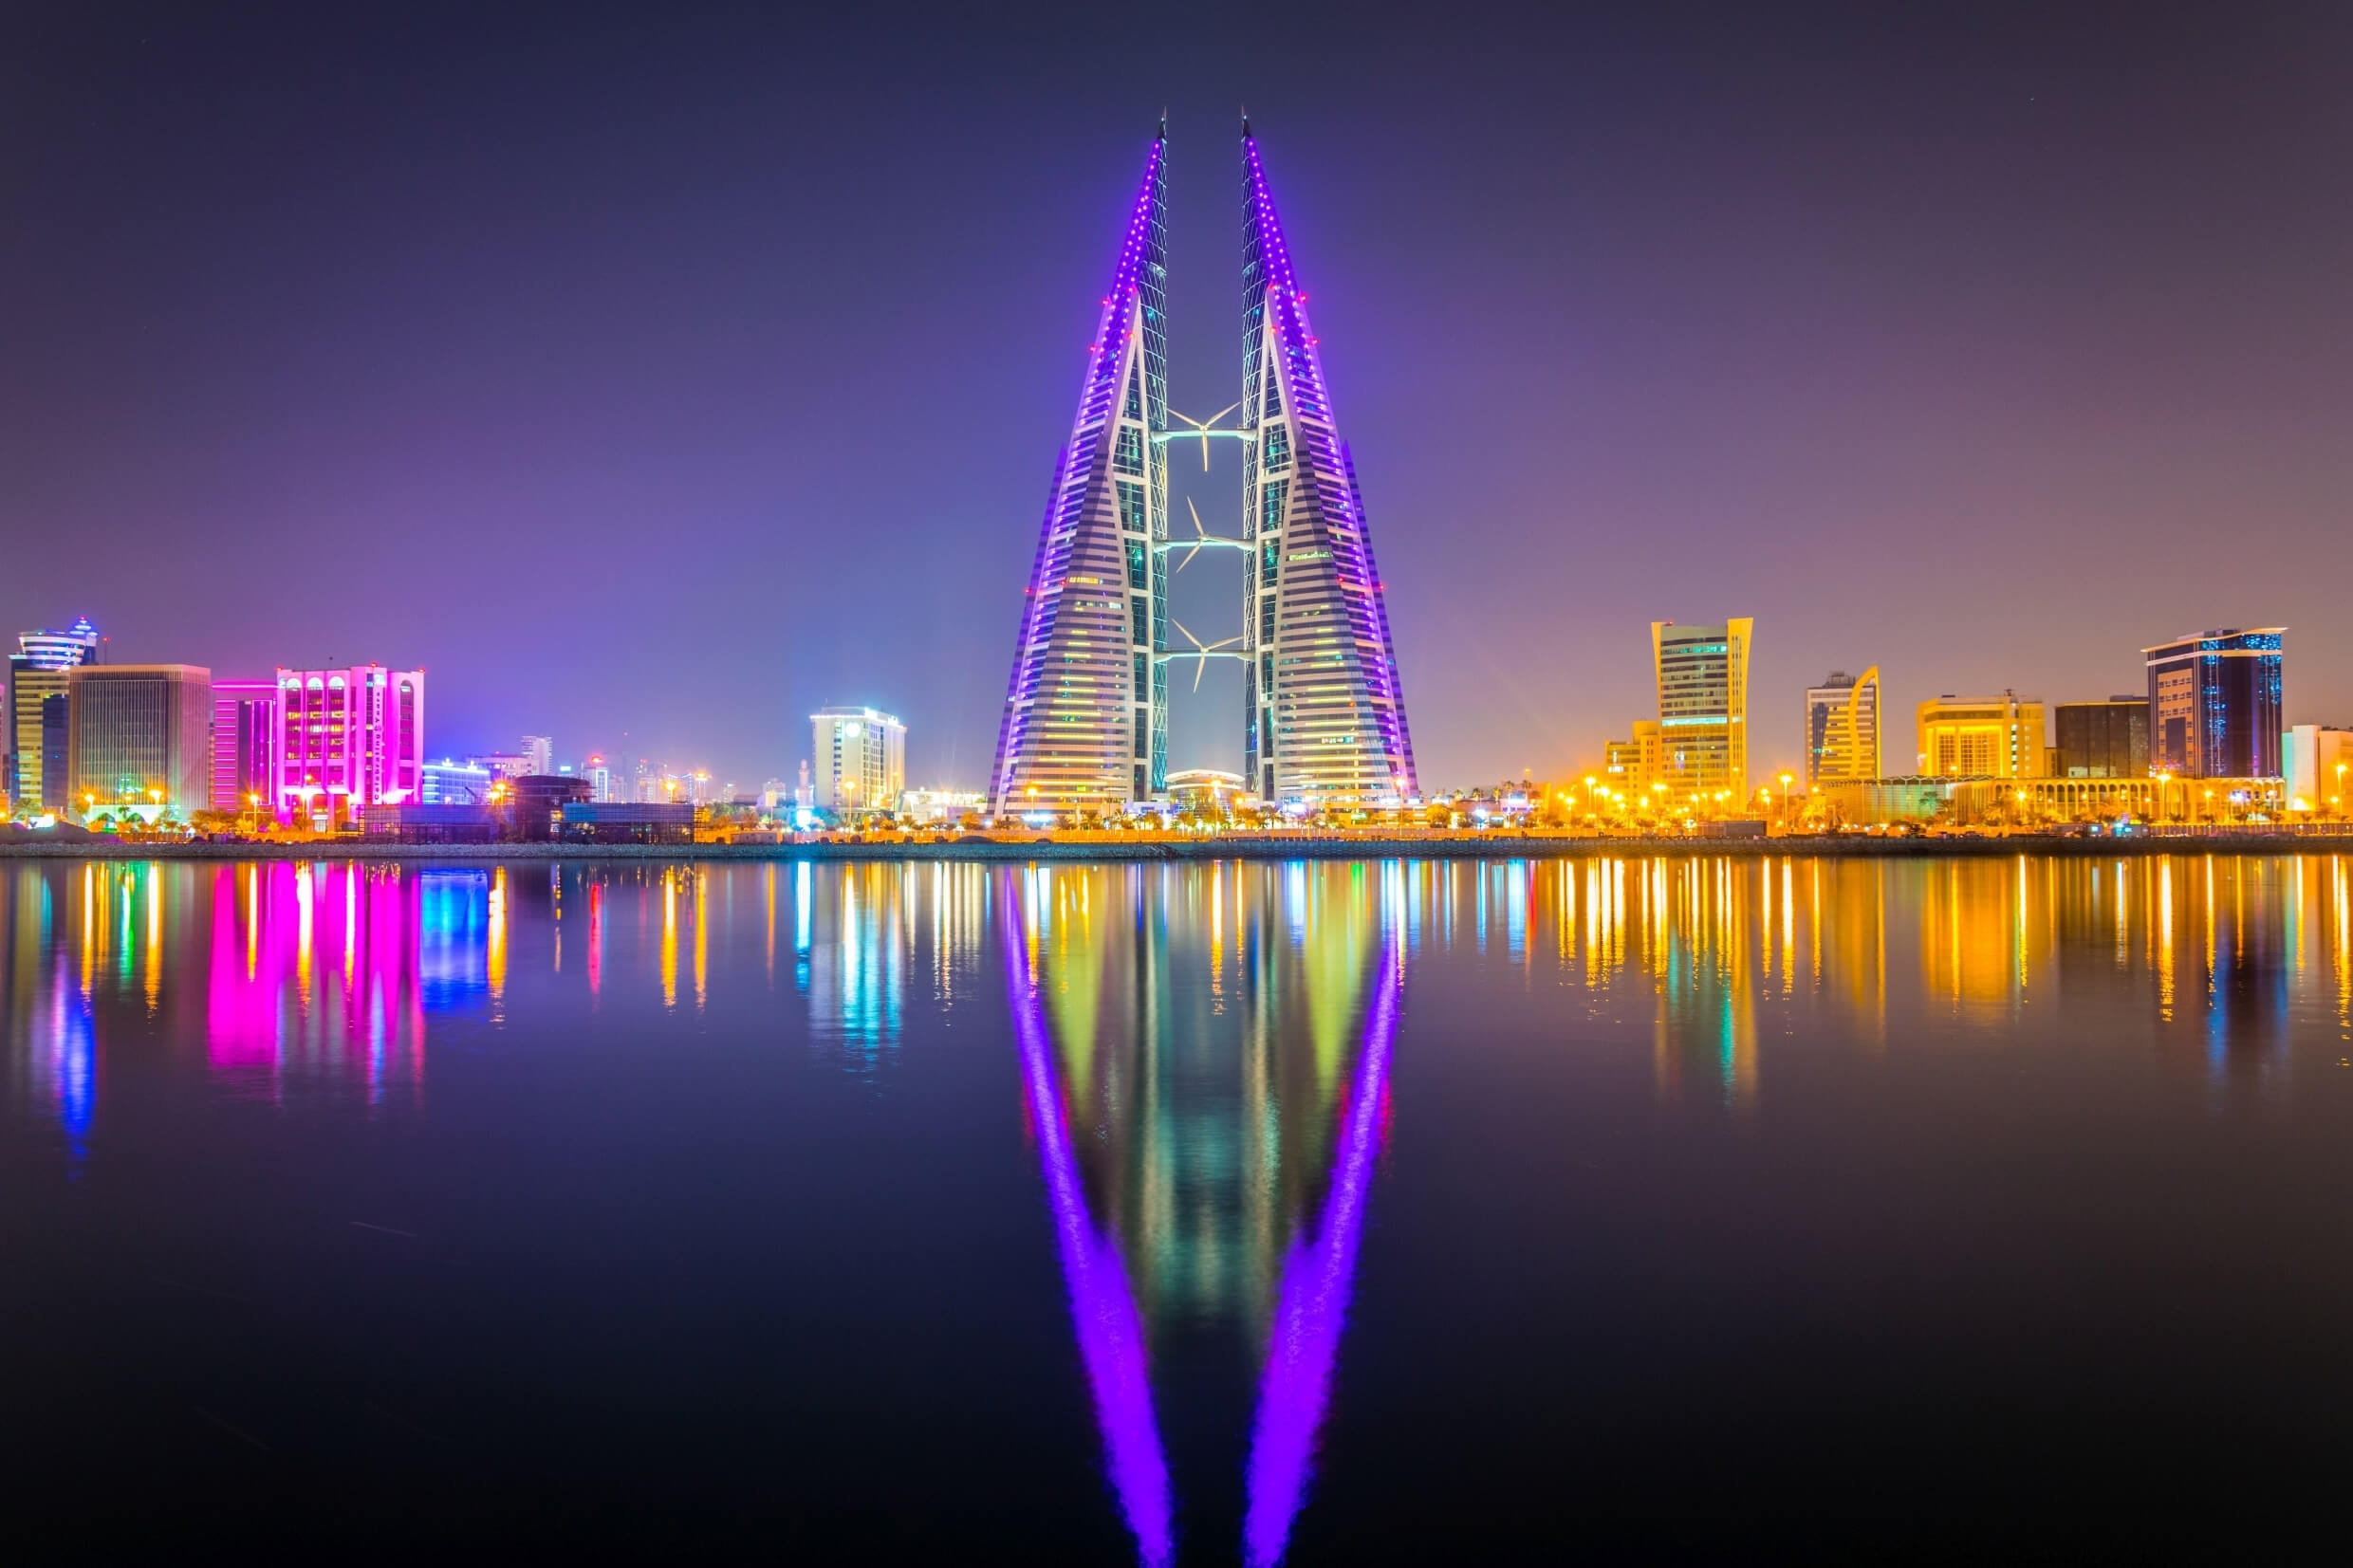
[{"xmin": 1650, "ymin": 618, "xmax": 1751, "ymax": 800}]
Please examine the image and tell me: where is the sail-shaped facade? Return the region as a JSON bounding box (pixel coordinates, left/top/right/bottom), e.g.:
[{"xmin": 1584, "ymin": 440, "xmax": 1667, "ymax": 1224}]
[
  {"xmin": 989, "ymin": 135, "xmax": 1170, "ymax": 817},
  {"xmin": 1239, "ymin": 129, "xmax": 1417, "ymax": 805},
  {"xmin": 991, "ymin": 123, "xmax": 1415, "ymax": 815}
]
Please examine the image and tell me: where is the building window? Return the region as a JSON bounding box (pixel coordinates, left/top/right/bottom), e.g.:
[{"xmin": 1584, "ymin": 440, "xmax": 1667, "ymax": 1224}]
[
  {"xmin": 1260, "ymin": 478, "xmax": 1288, "ymax": 535},
  {"xmin": 1133, "ymin": 653, "xmax": 1147, "ymax": 695},
  {"xmin": 1126, "ymin": 539, "xmax": 1147, "ymax": 589},
  {"xmin": 1262, "ymin": 424, "xmax": 1289, "ymax": 473},
  {"xmin": 1260, "ymin": 538, "xmax": 1280, "ymax": 587},
  {"xmin": 1114, "ymin": 425, "xmax": 1144, "ymax": 476},
  {"xmin": 1130, "ymin": 596, "xmax": 1149, "ymax": 646},
  {"xmin": 1123, "ymin": 367, "xmax": 1141, "ymax": 421},
  {"xmin": 1118, "ymin": 480, "xmax": 1147, "ymax": 533},
  {"xmin": 1261, "ymin": 598, "xmax": 1275, "ymax": 643}
]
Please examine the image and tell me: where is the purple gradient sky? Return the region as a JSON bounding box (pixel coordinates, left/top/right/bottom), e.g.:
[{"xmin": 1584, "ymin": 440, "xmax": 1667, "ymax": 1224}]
[{"xmin": 5, "ymin": 4, "xmax": 2348, "ymax": 790}]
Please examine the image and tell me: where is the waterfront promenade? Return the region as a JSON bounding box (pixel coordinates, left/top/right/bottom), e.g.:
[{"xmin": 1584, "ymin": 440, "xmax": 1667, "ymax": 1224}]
[{"xmin": 6, "ymin": 830, "xmax": 2352, "ymax": 862}]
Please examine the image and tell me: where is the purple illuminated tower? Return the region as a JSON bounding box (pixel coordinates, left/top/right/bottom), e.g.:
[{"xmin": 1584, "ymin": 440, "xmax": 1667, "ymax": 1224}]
[
  {"xmin": 990, "ymin": 128, "xmax": 1170, "ymax": 816},
  {"xmin": 1241, "ymin": 122, "xmax": 1417, "ymax": 804}
]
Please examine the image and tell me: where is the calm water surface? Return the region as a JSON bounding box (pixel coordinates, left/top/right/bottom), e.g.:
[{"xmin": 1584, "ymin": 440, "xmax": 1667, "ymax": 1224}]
[{"xmin": 6, "ymin": 855, "xmax": 2353, "ymax": 1559}]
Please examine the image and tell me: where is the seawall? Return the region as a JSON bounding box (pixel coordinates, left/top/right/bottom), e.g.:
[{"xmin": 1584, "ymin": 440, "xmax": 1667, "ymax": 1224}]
[{"xmin": 5, "ymin": 834, "xmax": 2352, "ymax": 863}]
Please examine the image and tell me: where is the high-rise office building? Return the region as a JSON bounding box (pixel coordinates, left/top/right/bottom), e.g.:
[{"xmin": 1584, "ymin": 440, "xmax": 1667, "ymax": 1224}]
[
  {"xmin": 1804, "ymin": 668, "xmax": 1881, "ymax": 789},
  {"xmin": 66, "ymin": 664, "xmax": 212, "ymax": 814},
  {"xmin": 521, "ymin": 735, "xmax": 553, "ymax": 776},
  {"xmin": 1651, "ymin": 619, "xmax": 1752, "ymax": 797},
  {"xmin": 211, "ymin": 678, "xmax": 280, "ymax": 811},
  {"xmin": 8, "ymin": 617, "xmax": 100, "ymax": 813},
  {"xmin": 989, "ymin": 123, "xmax": 1417, "ymax": 815},
  {"xmin": 273, "ymin": 665, "xmax": 424, "ymax": 821},
  {"xmin": 1240, "ymin": 126, "xmax": 1417, "ymax": 806},
  {"xmin": 2144, "ymin": 628, "xmax": 2285, "ymax": 779},
  {"xmin": 586, "ymin": 753, "xmax": 613, "ymax": 802},
  {"xmin": 2053, "ymin": 697, "xmax": 2149, "ymax": 779},
  {"xmin": 1917, "ymin": 692, "xmax": 2046, "ymax": 778},
  {"xmin": 989, "ymin": 130, "xmax": 1169, "ymax": 815},
  {"xmin": 812, "ymin": 707, "xmax": 906, "ymax": 814}
]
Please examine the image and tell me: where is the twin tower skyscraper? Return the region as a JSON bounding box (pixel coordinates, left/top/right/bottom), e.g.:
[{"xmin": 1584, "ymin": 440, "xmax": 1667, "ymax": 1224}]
[{"xmin": 988, "ymin": 121, "xmax": 1417, "ymax": 816}]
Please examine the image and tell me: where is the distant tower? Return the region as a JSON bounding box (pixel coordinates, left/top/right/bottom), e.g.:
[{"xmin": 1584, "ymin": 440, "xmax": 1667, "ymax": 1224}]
[
  {"xmin": 990, "ymin": 129, "xmax": 1170, "ymax": 816},
  {"xmin": 1805, "ymin": 668, "xmax": 1881, "ymax": 789},
  {"xmin": 1241, "ymin": 129, "xmax": 1417, "ymax": 804}
]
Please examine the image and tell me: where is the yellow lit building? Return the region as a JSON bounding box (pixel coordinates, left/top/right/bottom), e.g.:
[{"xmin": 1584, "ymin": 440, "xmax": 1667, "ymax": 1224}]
[
  {"xmin": 1916, "ymin": 692, "xmax": 2046, "ymax": 778},
  {"xmin": 1650, "ymin": 618, "xmax": 1751, "ymax": 798},
  {"xmin": 1804, "ymin": 667, "xmax": 1881, "ymax": 789}
]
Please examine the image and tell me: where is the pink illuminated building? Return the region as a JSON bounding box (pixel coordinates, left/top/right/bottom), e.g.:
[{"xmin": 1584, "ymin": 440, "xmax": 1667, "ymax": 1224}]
[
  {"xmin": 211, "ymin": 678, "xmax": 280, "ymax": 811},
  {"xmin": 273, "ymin": 665, "xmax": 424, "ymax": 822}
]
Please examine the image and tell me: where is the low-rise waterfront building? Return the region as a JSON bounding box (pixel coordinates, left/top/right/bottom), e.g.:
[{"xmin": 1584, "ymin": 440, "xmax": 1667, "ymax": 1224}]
[
  {"xmin": 507, "ymin": 774, "xmax": 594, "ymax": 840},
  {"xmin": 360, "ymin": 802, "xmax": 498, "ymax": 843},
  {"xmin": 899, "ymin": 786, "xmax": 988, "ymax": 823},
  {"xmin": 2053, "ymin": 697, "xmax": 2150, "ymax": 779},
  {"xmin": 1917, "ymin": 692, "xmax": 2046, "ymax": 778},
  {"xmin": 562, "ymin": 802, "xmax": 694, "ymax": 844},
  {"xmin": 2282, "ymin": 725, "xmax": 2353, "ymax": 814},
  {"xmin": 419, "ymin": 759, "xmax": 492, "ymax": 805}
]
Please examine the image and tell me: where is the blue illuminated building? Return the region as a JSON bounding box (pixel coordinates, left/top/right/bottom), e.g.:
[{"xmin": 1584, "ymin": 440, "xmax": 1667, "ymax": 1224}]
[{"xmin": 2144, "ymin": 628, "xmax": 2285, "ymax": 779}]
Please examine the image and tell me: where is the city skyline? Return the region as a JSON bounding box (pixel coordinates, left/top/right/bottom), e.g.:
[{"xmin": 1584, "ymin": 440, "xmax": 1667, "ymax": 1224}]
[{"xmin": 4, "ymin": 9, "xmax": 2349, "ymax": 788}]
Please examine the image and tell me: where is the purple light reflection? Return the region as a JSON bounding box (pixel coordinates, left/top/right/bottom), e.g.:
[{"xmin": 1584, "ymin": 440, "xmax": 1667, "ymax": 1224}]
[
  {"xmin": 998, "ymin": 872, "xmax": 1175, "ymax": 1567},
  {"xmin": 1243, "ymin": 927, "xmax": 1403, "ymax": 1567}
]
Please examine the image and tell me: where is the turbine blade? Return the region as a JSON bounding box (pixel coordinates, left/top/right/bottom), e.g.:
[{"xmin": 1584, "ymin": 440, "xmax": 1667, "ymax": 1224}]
[
  {"xmin": 1206, "ymin": 400, "xmax": 1240, "ymax": 426},
  {"xmin": 1206, "ymin": 636, "xmax": 1239, "ymax": 651},
  {"xmin": 1192, "ymin": 657, "xmax": 1205, "ymax": 693},
  {"xmin": 1176, "ymin": 543, "xmax": 1202, "ymax": 573},
  {"xmin": 1187, "ymin": 497, "xmax": 1207, "ymax": 539},
  {"xmin": 1171, "ymin": 618, "xmax": 1202, "ymax": 650}
]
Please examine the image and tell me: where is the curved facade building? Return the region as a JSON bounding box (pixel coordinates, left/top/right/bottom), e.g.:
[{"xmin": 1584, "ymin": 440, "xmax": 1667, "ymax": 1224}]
[
  {"xmin": 991, "ymin": 125, "xmax": 1416, "ymax": 815},
  {"xmin": 1240, "ymin": 128, "xmax": 1417, "ymax": 806},
  {"xmin": 989, "ymin": 133, "xmax": 1170, "ymax": 817}
]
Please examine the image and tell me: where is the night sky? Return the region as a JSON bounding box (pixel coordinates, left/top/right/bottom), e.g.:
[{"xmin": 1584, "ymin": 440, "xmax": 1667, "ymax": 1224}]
[{"xmin": 5, "ymin": 4, "xmax": 2348, "ymax": 790}]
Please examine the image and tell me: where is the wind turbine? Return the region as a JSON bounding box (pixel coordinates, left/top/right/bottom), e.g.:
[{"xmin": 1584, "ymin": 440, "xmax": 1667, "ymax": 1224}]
[
  {"xmin": 1169, "ymin": 619, "xmax": 1241, "ymax": 692},
  {"xmin": 1176, "ymin": 497, "xmax": 1211, "ymax": 573},
  {"xmin": 1168, "ymin": 401, "xmax": 1241, "ymax": 471}
]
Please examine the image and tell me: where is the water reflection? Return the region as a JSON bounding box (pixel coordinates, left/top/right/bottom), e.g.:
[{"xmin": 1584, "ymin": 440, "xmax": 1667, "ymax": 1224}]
[
  {"xmin": 8, "ymin": 853, "xmax": 2353, "ymax": 1556},
  {"xmin": 996, "ymin": 862, "xmax": 1406, "ymax": 1564}
]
